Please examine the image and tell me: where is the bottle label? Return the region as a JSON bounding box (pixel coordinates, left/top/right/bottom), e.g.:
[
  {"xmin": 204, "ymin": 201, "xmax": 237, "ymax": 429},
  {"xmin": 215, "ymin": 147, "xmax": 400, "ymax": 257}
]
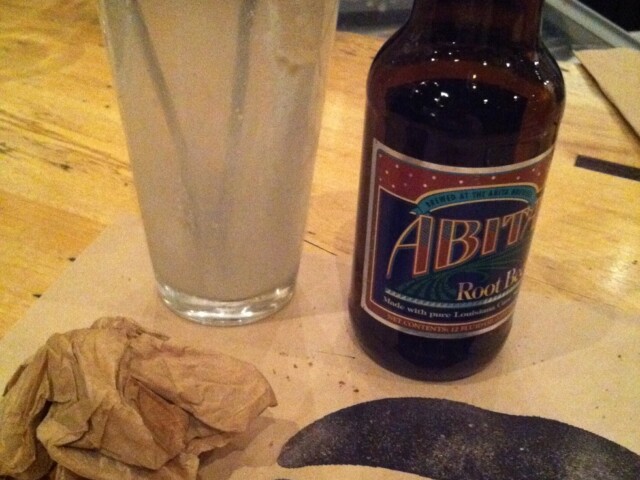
[{"xmin": 361, "ymin": 139, "xmax": 553, "ymax": 339}]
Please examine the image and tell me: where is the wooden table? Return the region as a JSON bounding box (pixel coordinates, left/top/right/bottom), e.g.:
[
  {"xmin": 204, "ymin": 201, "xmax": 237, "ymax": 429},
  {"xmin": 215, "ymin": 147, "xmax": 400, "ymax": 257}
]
[{"xmin": 1, "ymin": 0, "xmax": 639, "ymax": 339}]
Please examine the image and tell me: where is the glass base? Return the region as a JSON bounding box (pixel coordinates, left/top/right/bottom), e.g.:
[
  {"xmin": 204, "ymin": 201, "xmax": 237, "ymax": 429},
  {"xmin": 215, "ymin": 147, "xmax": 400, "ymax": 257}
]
[{"xmin": 157, "ymin": 281, "xmax": 294, "ymax": 326}]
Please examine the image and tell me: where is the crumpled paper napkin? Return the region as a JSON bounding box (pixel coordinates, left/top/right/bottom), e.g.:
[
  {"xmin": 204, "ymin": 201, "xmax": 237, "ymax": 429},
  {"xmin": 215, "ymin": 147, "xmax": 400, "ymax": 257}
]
[{"xmin": 0, "ymin": 317, "xmax": 277, "ymax": 480}]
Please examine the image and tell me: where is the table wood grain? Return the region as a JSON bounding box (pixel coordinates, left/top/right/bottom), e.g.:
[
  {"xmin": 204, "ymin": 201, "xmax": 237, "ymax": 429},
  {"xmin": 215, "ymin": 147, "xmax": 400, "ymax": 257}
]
[{"xmin": 1, "ymin": 0, "xmax": 639, "ymax": 339}]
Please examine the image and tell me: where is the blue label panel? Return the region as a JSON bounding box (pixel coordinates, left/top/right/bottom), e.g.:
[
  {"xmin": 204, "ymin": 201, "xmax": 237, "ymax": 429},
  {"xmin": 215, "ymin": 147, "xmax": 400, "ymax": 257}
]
[{"xmin": 362, "ymin": 140, "xmax": 553, "ymax": 338}]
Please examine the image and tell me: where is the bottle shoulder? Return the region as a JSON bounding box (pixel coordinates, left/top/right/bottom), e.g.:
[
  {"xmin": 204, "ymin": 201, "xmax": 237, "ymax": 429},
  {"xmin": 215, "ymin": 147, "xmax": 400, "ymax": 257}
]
[
  {"xmin": 369, "ymin": 36, "xmax": 565, "ymax": 105},
  {"xmin": 364, "ymin": 36, "xmax": 565, "ymax": 166}
]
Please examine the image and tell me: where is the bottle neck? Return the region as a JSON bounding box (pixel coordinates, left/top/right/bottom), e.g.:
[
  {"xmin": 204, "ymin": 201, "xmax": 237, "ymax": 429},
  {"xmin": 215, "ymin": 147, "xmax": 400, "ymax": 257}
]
[{"xmin": 407, "ymin": 0, "xmax": 544, "ymax": 48}]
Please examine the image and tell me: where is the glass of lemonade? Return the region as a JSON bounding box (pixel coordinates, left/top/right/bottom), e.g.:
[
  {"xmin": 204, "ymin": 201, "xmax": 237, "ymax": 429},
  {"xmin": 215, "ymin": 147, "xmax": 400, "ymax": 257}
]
[{"xmin": 99, "ymin": 0, "xmax": 339, "ymax": 325}]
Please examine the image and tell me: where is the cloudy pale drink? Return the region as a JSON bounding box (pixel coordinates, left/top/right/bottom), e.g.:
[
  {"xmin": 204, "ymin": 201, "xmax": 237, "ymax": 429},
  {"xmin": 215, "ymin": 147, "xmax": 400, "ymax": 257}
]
[{"xmin": 100, "ymin": 0, "xmax": 338, "ymax": 323}]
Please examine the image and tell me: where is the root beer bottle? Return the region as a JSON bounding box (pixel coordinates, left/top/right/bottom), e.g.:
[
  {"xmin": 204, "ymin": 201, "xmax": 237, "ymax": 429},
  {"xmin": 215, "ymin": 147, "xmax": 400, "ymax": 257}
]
[{"xmin": 349, "ymin": 0, "xmax": 565, "ymax": 380}]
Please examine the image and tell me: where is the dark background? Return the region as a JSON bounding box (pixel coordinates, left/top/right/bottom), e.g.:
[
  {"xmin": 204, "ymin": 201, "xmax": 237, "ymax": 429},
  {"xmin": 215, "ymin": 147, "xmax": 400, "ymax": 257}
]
[
  {"xmin": 338, "ymin": 0, "xmax": 640, "ymax": 33},
  {"xmin": 580, "ymin": 0, "xmax": 640, "ymax": 31}
]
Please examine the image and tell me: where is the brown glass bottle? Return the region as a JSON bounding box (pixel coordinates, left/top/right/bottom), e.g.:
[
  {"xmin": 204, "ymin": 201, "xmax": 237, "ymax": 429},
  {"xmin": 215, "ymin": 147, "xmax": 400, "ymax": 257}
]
[{"xmin": 349, "ymin": 0, "xmax": 565, "ymax": 381}]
